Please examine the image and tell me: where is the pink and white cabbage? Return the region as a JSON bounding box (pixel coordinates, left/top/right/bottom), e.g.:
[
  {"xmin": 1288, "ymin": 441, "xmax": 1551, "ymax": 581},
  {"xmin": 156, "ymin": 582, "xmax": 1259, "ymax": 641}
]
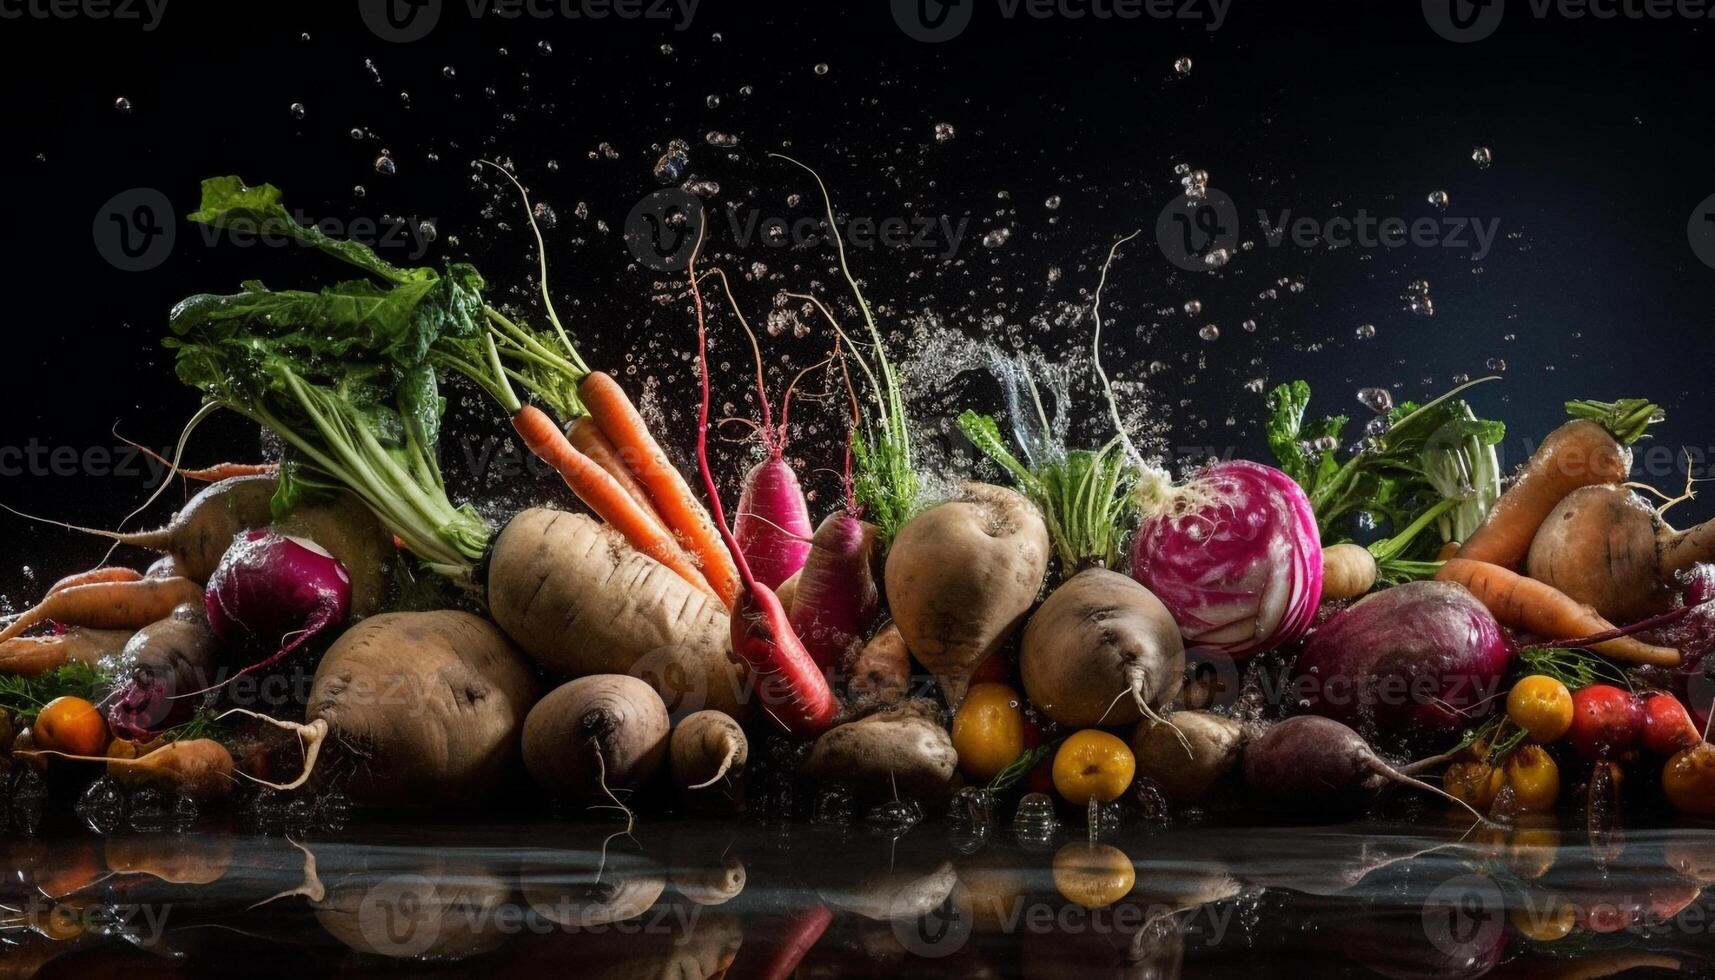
[{"xmin": 1129, "ymin": 459, "xmax": 1323, "ymax": 659}]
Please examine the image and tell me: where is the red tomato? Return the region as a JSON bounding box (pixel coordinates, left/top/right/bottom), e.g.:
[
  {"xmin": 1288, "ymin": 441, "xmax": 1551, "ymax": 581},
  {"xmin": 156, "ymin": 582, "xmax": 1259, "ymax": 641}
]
[
  {"xmin": 1641, "ymin": 693, "xmax": 1701, "ymax": 756},
  {"xmin": 1566, "ymin": 685, "xmax": 1644, "ymax": 760}
]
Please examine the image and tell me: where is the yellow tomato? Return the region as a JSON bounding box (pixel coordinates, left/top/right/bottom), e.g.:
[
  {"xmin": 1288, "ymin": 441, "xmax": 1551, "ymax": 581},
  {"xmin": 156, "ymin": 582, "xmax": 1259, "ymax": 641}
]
[
  {"xmin": 1052, "ymin": 730, "xmax": 1135, "ymax": 805},
  {"xmin": 1052, "ymin": 842, "xmax": 1135, "ymax": 909},
  {"xmin": 1663, "ymin": 743, "xmax": 1715, "ymax": 818},
  {"xmin": 1507, "ymin": 675, "xmax": 1574, "ymax": 743},
  {"xmin": 1503, "ymin": 745, "xmax": 1560, "ymax": 813},
  {"xmin": 1445, "ymin": 758, "xmax": 1506, "ymax": 813},
  {"xmin": 952, "ymin": 683, "xmax": 1027, "ymax": 782}
]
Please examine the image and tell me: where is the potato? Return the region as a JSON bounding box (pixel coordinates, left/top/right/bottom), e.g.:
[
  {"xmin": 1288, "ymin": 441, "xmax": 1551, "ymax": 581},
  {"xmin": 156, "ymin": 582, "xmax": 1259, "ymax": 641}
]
[
  {"xmin": 802, "ymin": 700, "xmax": 958, "ymax": 800},
  {"xmin": 1132, "ymin": 710, "xmax": 1245, "ymax": 802}
]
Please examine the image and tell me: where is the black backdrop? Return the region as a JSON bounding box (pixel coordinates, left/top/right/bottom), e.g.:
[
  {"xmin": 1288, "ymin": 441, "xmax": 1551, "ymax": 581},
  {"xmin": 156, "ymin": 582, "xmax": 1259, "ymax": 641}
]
[{"xmin": 2, "ymin": 0, "xmax": 1713, "ymax": 597}]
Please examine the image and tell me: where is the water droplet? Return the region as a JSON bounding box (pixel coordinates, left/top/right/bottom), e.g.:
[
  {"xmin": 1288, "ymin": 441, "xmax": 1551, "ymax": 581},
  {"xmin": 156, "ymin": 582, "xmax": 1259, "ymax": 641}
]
[
  {"xmin": 1427, "ymin": 189, "xmax": 1450, "ymax": 210},
  {"xmin": 1148, "ymin": 360, "xmax": 1167, "ymax": 375},
  {"xmin": 1243, "ymin": 377, "xmax": 1265, "ymax": 393},
  {"xmin": 373, "ymin": 153, "xmax": 397, "ymax": 176},
  {"xmin": 353, "ymin": 185, "xmax": 367, "ymax": 198},
  {"xmin": 738, "ymin": 84, "xmax": 754, "ymax": 96},
  {"xmin": 705, "ymin": 93, "xmax": 721, "ymax": 108},
  {"xmin": 1043, "ymin": 194, "xmax": 1062, "ymax": 210},
  {"xmin": 1471, "ymin": 145, "xmax": 1493, "ymax": 169},
  {"xmin": 442, "ymin": 65, "xmax": 457, "ymax": 79},
  {"xmin": 114, "ymin": 96, "xmax": 132, "ymax": 113},
  {"xmin": 1357, "ymin": 387, "xmax": 1393, "ymax": 413},
  {"xmin": 653, "ymin": 139, "xmax": 690, "ymax": 183},
  {"xmin": 289, "ymin": 102, "xmax": 306, "ymax": 120},
  {"xmin": 546, "ymin": 159, "xmax": 560, "ymax": 172},
  {"xmin": 349, "ymin": 127, "xmax": 364, "ymax": 140},
  {"xmin": 532, "ymin": 202, "xmax": 558, "ymax": 228},
  {"xmin": 1203, "ymin": 247, "xmax": 1231, "ymax": 269},
  {"xmin": 682, "ymin": 179, "xmax": 720, "ymax": 197},
  {"xmin": 537, "ymin": 40, "xmax": 553, "ymax": 55},
  {"xmin": 711, "ymin": 31, "xmax": 723, "ymax": 42},
  {"xmin": 1182, "ymin": 299, "xmax": 1202, "ymax": 316},
  {"xmin": 299, "ymin": 32, "xmax": 311, "ymax": 41},
  {"xmin": 705, "ymin": 130, "xmax": 739, "ymax": 147},
  {"xmin": 1403, "ymin": 279, "xmax": 1435, "ymax": 317},
  {"xmin": 813, "ymin": 62, "xmax": 829, "ymax": 75},
  {"xmin": 1354, "ymin": 323, "xmax": 1376, "ymax": 339},
  {"xmin": 933, "ymin": 121, "xmax": 956, "ymax": 143},
  {"xmin": 982, "ymin": 228, "xmax": 1011, "ymax": 248},
  {"xmin": 660, "ymin": 43, "xmax": 675, "ymax": 56},
  {"xmin": 1485, "ymin": 356, "xmax": 1508, "ymax": 372},
  {"xmin": 1173, "ymin": 56, "xmax": 1193, "ymax": 77},
  {"xmin": 417, "ymin": 219, "xmax": 437, "ymax": 242},
  {"xmin": 1313, "ymin": 434, "xmax": 1339, "ymax": 452},
  {"xmin": 1198, "ymin": 324, "xmax": 1220, "ymax": 341}
]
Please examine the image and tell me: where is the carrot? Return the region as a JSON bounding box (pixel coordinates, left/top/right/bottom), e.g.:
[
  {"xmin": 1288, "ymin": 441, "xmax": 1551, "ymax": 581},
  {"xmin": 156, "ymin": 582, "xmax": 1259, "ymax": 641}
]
[
  {"xmin": 0, "ymin": 627, "xmax": 134, "ymax": 677},
  {"xmin": 0, "ymin": 576, "xmax": 203, "ymax": 644},
  {"xmin": 581, "ymin": 370, "xmax": 743, "ymax": 609},
  {"xmin": 566, "ymin": 416, "xmax": 666, "ymax": 532},
  {"xmin": 1457, "ymin": 401, "xmax": 1658, "ymax": 568},
  {"xmin": 21, "ymin": 739, "xmax": 236, "ymax": 801},
  {"xmin": 46, "ymin": 566, "xmax": 142, "ymax": 597},
  {"xmin": 172, "ymin": 462, "xmax": 279, "ymax": 482},
  {"xmin": 512, "ymin": 405, "xmax": 715, "ymax": 599},
  {"xmin": 1436, "ymin": 558, "xmax": 1679, "ymax": 666}
]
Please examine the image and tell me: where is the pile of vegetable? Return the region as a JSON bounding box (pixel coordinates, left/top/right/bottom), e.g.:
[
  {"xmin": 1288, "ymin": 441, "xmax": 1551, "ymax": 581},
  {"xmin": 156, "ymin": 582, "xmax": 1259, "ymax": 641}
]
[{"xmin": 8, "ymin": 169, "xmax": 1715, "ymax": 853}]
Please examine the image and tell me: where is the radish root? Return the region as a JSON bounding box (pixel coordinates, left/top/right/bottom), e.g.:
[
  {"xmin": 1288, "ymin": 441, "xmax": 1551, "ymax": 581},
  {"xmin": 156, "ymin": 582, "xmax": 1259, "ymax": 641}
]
[{"xmin": 218, "ymin": 708, "xmax": 329, "ymax": 792}]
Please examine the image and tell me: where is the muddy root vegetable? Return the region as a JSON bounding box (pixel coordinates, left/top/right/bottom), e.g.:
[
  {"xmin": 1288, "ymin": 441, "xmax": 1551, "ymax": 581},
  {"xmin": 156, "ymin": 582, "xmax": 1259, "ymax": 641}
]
[
  {"xmin": 670, "ymin": 709, "xmax": 748, "ymax": 790},
  {"xmin": 1132, "ymin": 710, "xmax": 1245, "ymax": 802},
  {"xmin": 107, "ymin": 604, "xmax": 219, "ymax": 739},
  {"xmin": 1021, "ymin": 568, "xmax": 1185, "ymax": 728},
  {"xmin": 524, "ymin": 675, "xmax": 670, "ymax": 803},
  {"xmin": 486, "ymin": 508, "xmax": 744, "ymax": 718},
  {"xmin": 789, "ymin": 511, "xmax": 883, "ymax": 678},
  {"xmin": 1528, "ymin": 484, "xmax": 1715, "ymax": 624},
  {"xmin": 848, "ymin": 620, "xmax": 912, "ymax": 705},
  {"xmin": 308, "ymin": 611, "xmax": 537, "ymax": 805},
  {"xmin": 1242, "ymin": 715, "xmax": 1487, "ymax": 822},
  {"xmin": 801, "ymin": 699, "xmax": 958, "ymax": 800},
  {"xmin": 885, "ymin": 482, "xmax": 1050, "ymax": 708}
]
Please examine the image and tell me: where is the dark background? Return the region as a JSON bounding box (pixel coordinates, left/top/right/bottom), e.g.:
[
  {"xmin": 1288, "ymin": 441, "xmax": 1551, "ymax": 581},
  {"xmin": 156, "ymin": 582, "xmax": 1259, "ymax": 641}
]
[{"xmin": 1, "ymin": 0, "xmax": 1712, "ymax": 598}]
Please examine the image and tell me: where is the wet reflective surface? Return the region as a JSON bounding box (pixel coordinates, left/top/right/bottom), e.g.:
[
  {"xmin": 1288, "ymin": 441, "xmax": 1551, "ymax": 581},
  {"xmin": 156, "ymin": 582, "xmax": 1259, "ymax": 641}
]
[{"xmin": 5, "ymin": 810, "xmax": 1711, "ymax": 978}]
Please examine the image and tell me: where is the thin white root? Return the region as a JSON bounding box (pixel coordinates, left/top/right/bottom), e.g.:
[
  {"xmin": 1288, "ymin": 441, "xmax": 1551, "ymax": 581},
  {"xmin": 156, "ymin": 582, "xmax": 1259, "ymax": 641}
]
[
  {"xmin": 688, "ymin": 740, "xmax": 740, "ymax": 790},
  {"xmin": 1135, "ymin": 688, "xmax": 1192, "ymax": 756},
  {"xmin": 250, "ymin": 838, "xmax": 325, "ymax": 909},
  {"xmin": 1380, "ymin": 766, "xmax": 1493, "ymax": 827},
  {"xmin": 590, "ymin": 739, "xmax": 636, "ymax": 834},
  {"xmin": 218, "ymin": 709, "xmax": 329, "ymax": 792}
]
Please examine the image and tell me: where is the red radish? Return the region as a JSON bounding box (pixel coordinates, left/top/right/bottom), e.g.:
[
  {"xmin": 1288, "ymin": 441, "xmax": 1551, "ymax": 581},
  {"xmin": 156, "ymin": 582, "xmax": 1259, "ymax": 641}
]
[
  {"xmin": 203, "ymin": 529, "xmax": 352, "ymax": 685},
  {"xmin": 712, "ymin": 267, "xmax": 823, "ymax": 591},
  {"xmin": 1566, "ymin": 685, "xmax": 1644, "ymax": 760},
  {"xmin": 689, "ymin": 234, "xmax": 838, "ymax": 737},
  {"xmin": 1641, "ymin": 693, "xmax": 1700, "ymax": 756}
]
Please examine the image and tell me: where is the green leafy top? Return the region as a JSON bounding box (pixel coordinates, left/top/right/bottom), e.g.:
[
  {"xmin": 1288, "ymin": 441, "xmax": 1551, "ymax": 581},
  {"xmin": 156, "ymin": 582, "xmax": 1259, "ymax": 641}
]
[
  {"xmin": 0, "ymin": 662, "xmax": 113, "ymax": 724},
  {"xmin": 1566, "ymin": 397, "xmax": 1664, "ymax": 445},
  {"xmin": 1267, "ymin": 378, "xmax": 1506, "ymax": 582}
]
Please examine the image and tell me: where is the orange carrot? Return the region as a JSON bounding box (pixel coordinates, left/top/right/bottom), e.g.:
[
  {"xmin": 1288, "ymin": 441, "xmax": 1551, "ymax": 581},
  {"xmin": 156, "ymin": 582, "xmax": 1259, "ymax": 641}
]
[
  {"xmin": 117, "ymin": 433, "xmax": 277, "ymax": 482},
  {"xmin": 0, "ymin": 576, "xmax": 203, "ymax": 644},
  {"xmin": 1437, "ymin": 558, "xmax": 1679, "ymax": 666},
  {"xmin": 46, "ymin": 566, "xmax": 142, "ymax": 597},
  {"xmin": 0, "ymin": 627, "xmax": 134, "ymax": 676},
  {"xmin": 566, "ymin": 416, "xmax": 666, "ymax": 533},
  {"xmin": 580, "ymin": 371, "xmax": 742, "ymax": 609},
  {"xmin": 1456, "ymin": 417, "xmax": 1635, "ymax": 569},
  {"xmin": 512, "ymin": 405, "xmax": 716, "ymax": 599}
]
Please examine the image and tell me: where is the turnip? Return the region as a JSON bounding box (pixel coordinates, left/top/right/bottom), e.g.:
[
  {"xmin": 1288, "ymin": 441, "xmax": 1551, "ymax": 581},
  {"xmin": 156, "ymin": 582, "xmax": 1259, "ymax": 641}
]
[
  {"xmin": 105, "ymin": 603, "xmax": 218, "ymax": 739},
  {"xmin": 1242, "ymin": 715, "xmax": 1487, "ymax": 822},
  {"xmin": 1132, "ymin": 710, "xmax": 1245, "ymax": 802},
  {"xmin": 885, "ymin": 483, "xmax": 1050, "ymax": 708},
  {"xmin": 1021, "ymin": 568, "xmax": 1184, "ymax": 728},
  {"xmin": 670, "ymin": 708, "xmax": 749, "ymax": 791},
  {"xmin": 1295, "ymin": 580, "xmax": 1514, "ymax": 740},
  {"xmin": 203, "ymin": 529, "xmax": 353, "ymax": 686},
  {"xmin": 1528, "ymin": 484, "xmax": 1715, "ymax": 624},
  {"xmin": 524, "ymin": 675, "xmax": 671, "ymax": 805}
]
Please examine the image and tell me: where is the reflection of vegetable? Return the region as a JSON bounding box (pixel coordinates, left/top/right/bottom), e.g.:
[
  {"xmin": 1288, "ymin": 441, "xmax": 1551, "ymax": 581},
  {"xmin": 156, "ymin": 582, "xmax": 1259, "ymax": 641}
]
[
  {"xmin": 1131, "ymin": 460, "xmax": 1323, "ymax": 658},
  {"xmin": 1267, "ymin": 379, "xmax": 1506, "ymax": 584},
  {"xmin": 1297, "ymin": 580, "xmax": 1514, "ymax": 738},
  {"xmin": 1437, "ymin": 557, "xmax": 1679, "ymax": 665},
  {"xmin": 1459, "ymin": 399, "xmax": 1659, "ymax": 568}
]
